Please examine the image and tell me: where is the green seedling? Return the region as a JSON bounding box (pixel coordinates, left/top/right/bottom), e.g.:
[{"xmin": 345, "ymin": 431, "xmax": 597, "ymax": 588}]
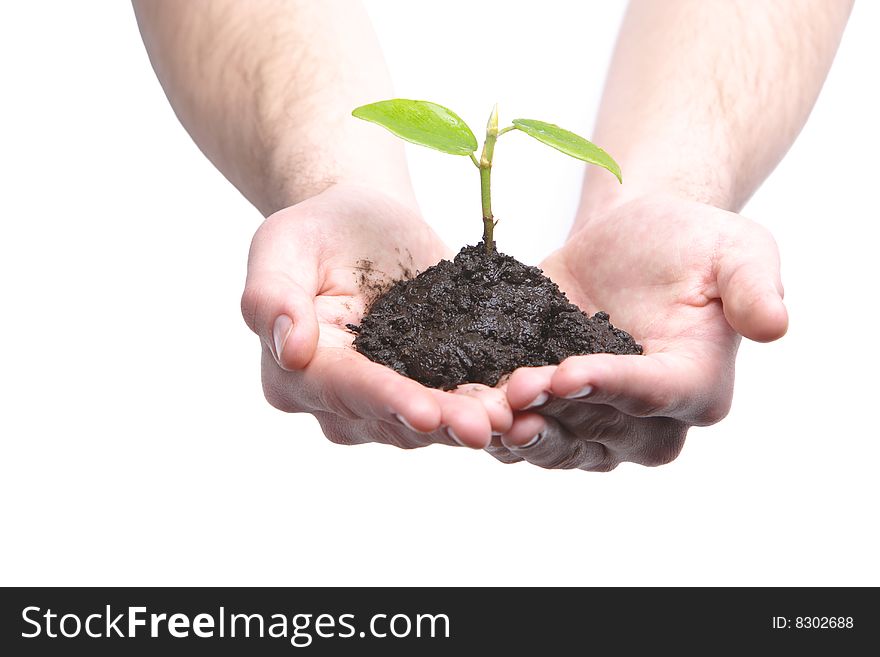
[{"xmin": 352, "ymin": 99, "xmax": 621, "ymax": 253}]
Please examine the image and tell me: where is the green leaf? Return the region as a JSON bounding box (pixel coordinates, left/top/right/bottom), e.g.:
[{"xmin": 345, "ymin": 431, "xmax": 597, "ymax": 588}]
[
  {"xmin": 352, "ymin": 99, "xmax": 478, "ymax": 156},
  {"xmin": 512, "ymin": 119, "xmax": 622, "ymax": 182}
]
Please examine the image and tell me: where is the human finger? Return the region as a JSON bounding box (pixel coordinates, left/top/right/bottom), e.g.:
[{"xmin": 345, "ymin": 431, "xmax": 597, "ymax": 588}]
[
  {"xmin": 241, "ymin": 211, "xmax": 322, "ymax": 370},
  {"xmin": 452, "ymin": 383, "xmax": 514, "ymax": 436},
  {"xmin": 500, "ymin": 413, "xmax": 617, "ymax": 472},
  {"xmin": 549, "ymin": 353, "xmax": 731, "ymax": 426},
  {"xmin": 714, "ymin": 221, "xmax": 788, "ymax": 343},
  {"xmin": 262, "ymin": 348, "xmax": 442, "ymax": 433}
]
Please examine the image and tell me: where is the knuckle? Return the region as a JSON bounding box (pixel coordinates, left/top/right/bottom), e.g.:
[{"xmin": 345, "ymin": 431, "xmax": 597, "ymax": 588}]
[
  {"xmin": 261, "ymin": 378, "xmax": 295, "ymax": 412},
  {"xmin": 324, "ymin": 431, "xmax": 353, "ymax": 446},
  {"xmin": 316, "ymin": 414, "xmax": 359, "ymax": 446},
  {"xmin": 588, "ymin": 410, "xmax": 629, "ymax": 441},
  {"xmin": 697, "ymin": 399, "xmax": 732, "ymax": 426},
  {"xmin": 641, "ymin": 445, "xmax": 681, "ymax": 467},
  {"xmin": 485, "ymin": 447, "xmax": 523, "ymax": 464},
  {"xmin": 540, "ymin": 441, "xmax": 595, "ymax": 470},
  {"xmin": 581, "ymin": 459, "xmax": 619, "ymax": 473},
  {"xmin": 639, "ymin": 422, "xmax": 688, "ymax": 467}
]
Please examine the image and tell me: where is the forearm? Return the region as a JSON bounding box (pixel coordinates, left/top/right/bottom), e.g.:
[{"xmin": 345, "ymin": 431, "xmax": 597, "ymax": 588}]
[
  {"xmin": 133, "ymin": 0, "xmax": 413, "ymax": 216},
  {"xmin": 576, "ymin": 0, "xmax": 852, "ymax": 226}
]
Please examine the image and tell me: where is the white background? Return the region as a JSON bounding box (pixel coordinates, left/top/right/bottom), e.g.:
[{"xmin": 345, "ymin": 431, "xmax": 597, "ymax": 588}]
[{"xmin": 1, "ymin": 1, "xmax": 878, "ymax": 586}]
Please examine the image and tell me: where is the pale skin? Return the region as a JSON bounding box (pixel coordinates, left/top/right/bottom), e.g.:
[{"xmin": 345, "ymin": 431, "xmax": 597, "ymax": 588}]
[
  {"xmin": 134, "ymin": 0, "xmax": 852, "ymax": 468},
  {"xmin": 493, "ymin": 0, "xmax": 853, "ymax": 469},
  {"xmin": 133, "ymin": 0, "xmax": 509, "ymax": 449}
]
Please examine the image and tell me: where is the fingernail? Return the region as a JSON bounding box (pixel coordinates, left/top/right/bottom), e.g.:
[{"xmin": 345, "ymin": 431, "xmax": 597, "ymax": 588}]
[
  {"xmin": 524, "ymin": 391, "xmax": 549, "ymax": 409},
  {"xmin": 272, "ymin": 315, "xmax": 293, "ymax": 365},
  {"xmin": 502, "ymin": 432, "xmax": 543, "ymax": 450},
  {"xmin": 393, "ymin": 413, "xmax": 418, "ymax": 432},
  {"xmin": 491, "ymin": 431, "xmax": 503, "ymax": 437},
  {"xmin": 446, "ymin": 426, "xmax": 466, "ymax": 447},
  {"xmin": 564, "ymin": 385, "xmax": 593, "ymax": 400}
]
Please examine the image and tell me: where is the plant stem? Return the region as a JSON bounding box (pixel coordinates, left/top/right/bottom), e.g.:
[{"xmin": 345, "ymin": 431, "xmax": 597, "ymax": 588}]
[
  {"xmin": 479, "ymin": 104, "xmax": 499, "ymax": 253},
  {"xmin": 480, "ymin": 167, "xmax": 493, "ymax": 251}
]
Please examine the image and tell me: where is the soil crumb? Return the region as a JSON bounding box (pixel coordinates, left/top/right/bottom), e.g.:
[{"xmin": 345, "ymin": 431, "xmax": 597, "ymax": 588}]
[
  {"xmin": 348, "ymin": 243, "xmax": 642, "ymax": 389},
  {"xmin": 353, "ymin": 258, "xmax": 394, "ymax": 306}
]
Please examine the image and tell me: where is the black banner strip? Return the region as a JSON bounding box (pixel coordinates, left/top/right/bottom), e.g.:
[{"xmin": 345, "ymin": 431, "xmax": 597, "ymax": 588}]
[{"xmin": 0, "ymin": 587, "xmax": 873, "ymax": 655}]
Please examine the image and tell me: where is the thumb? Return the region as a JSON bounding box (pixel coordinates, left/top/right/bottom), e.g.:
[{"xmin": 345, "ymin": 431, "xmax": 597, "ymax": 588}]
[
  {"xmin": 240, "ymin": 218, "xmax": 320, "ymax": 370},
  {"xmin": 715, "ymin": 223, "xmax": 788, "ymax": 343}
]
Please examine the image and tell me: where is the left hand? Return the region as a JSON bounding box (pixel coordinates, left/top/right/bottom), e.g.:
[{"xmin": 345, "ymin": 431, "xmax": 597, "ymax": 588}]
[
  {"xmin": 241, "ymin": 184, "xmax": 511, "ymax": 451},
  {"xmin": 488, "ymin": 193, "xmax": 788, "ymax": 471}
]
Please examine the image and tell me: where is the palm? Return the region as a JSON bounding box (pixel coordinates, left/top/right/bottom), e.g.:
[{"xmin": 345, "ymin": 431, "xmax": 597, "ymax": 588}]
[
  {"xmin": 497, "ymin": 195, "xmax": 787, "ymax": 469},
  {"xmin": 313, "ymin": 240, "xmax": 447, "ymax": 353},
  {"xmin": 543, "ymin": 195, "xmax": 739, "ymax": 387},
  {"xmin": 286, "ymin": 187, "xmax": 450, "ymax": 350},
  {"xmin": 248, "ymin": 184, "xmax": 506, "ymax": 449}
]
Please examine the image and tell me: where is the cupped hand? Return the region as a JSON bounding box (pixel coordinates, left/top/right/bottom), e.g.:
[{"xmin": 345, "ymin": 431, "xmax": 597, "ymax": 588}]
[
  {"xmin": 493, "ymin": 194, "xmax": 788, "ymax": 470},
  {"xmin": 241, "ymin": 184, "xmax": 512, "ymax": 450}
]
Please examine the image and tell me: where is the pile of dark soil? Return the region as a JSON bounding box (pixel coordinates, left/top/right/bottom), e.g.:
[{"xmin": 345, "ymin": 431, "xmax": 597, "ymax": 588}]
[{"xmin": 348, "ymin": 244, "xmax": 641, "ymax": 389}]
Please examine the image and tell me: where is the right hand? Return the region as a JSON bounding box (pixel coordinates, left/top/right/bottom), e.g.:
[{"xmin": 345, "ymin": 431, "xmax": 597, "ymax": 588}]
[
  {"xmin": 241, "ymin": 184, "xmax": 512, "ymax": 450},
  {"xmin": 495, "ymin": 194, "xmax": 788, "ymax": 470}
]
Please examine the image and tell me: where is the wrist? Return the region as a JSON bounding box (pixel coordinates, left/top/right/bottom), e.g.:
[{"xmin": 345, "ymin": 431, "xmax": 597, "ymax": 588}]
[
  {"xmin": 257, "ymin": 121, "xmax": 418, "ymax": 217},
  {"xmin": 575, "ymin": 169, "xmax": 737, "ymax": 232},
  {"xmin": 261, "ymin": 168, "xmax": 417, "ymax": 217},
  {"xmin": 572, "ymin": 138, "xmax": 742, "ymax": 233},
  {"xmin": 568, "ymin": 187, "xmax": 733, "ymax": 243},
  {"xmin": 259, "ymin": 162, "xmax": 417, "ymax": 219}
]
